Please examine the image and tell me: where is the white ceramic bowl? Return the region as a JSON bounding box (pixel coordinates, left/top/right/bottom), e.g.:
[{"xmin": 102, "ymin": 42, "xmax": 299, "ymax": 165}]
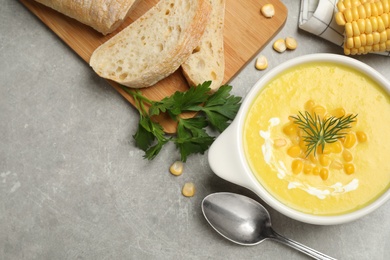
[{"xmin": 208, "ymin": 53, "xmax": 390, "ymax": 225}]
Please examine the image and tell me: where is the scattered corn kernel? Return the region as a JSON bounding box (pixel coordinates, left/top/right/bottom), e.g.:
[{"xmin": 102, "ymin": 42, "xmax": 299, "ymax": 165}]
[
  {"xmin": 182, "ymin": 182, "xmax": 196, "ymax": 197},
  {"xmin": 261, "ymin": 4, "xmax": 275, "ymax": 18},
  {"xmin": 343, "ymin": 132, "xmax": 357, "ymax": 148},
  {"xmin": 344, "ymin": 163, "xmax": 355, "ymax": 175},
  {"xmin": 319, "ymin": 154, "xmax": 332, "ymax": 167},
  {"xmin": 328, "ymin": 140, "xmax": 343, "ymax": 153},
  {"xmin": 304, "ymin": 100, "xmax": 316, "ymax": 111},
  {"xmin": 356, "ymin": 131, "xmax": 367, "ymax": 142},
  {"xmin": 303, "ymin": 163, "xmax": 313, "ymax": 174},
  {"xmin": 317, "ymin": 145, "xmax": 331, "ymax": 155},
  {"xmin": 291, "ymin": 159, "xmax": 304, "ymax": 174},
  {"xmin": 255, "ymin": 55, "xmax": 268, "ymax": 70},
  {"xmin": 299, "ymin": 139, "xmax": 307, "ymax": 149},
  {"xmin": 331, "ymin": 108, "xmax": 346, "ymax": 118},
  {"xmin": 320, "ymin": 168, "xmax": 329, "ymax": 180},
  {"xmin": 274, "ymin": 138, "xmax": 287, "ymax": 147},
  {"xmin": 323, "ymin": 145, "xmax": 332, "ymax": 155},
  {"xmin": 285, "ymin": 37, "xmax": 298, "ymax": 50},
  {"xmin": 312, "ymin": 105, "xmax": 327, "ymax": 118},
  {"xmin": 309, "ymin": 153, "xmax": 318, "ymax": 164},
  {"xmin": 312, "ymin": 166, "xmax": 321, "ymax": 175},
  {"xmin": 170, "ymin": 161, "xmax": 184, "ymax": 176},
  {"xmin": 343, "ymin": 150, "xmax": 353, "ymax": 162},
  {"xmin": 283, "ymin": 124, "xmax": 297, "ymax": 135},
  {"xmin": 287, "ymin": 145, "xmax": 302, "ymax": 158},
  {"xmin": 273, "ymin": 38, "xmax": 287, "ymax": 53}
]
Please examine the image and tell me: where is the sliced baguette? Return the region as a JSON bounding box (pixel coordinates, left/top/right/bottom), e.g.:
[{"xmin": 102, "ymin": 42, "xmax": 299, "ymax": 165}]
[
  {"xmin": 34, "ymin": 0, "xmax": 140, "ymax": 35},
  {"xmin": 181, "ymin": 0, "xmax": 226, "ymax": 91},
  {"xmin": 89, "ymin": 0, "xmax": 212, "ymax": 89}
]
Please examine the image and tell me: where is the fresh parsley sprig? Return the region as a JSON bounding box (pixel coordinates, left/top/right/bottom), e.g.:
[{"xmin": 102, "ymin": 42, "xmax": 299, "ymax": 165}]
[
  {"xmin": 122, "ymin": 81, "xmax": 242, "ymax": 162},
  {"xmin": 291, "ymin": 111, "xmax": 357, "ymax": 157}
]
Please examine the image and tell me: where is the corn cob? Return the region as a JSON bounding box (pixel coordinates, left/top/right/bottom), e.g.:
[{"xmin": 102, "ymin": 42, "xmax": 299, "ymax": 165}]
[
  {"xmin": 337, "ymin": 0, "xmax": 376, "ymax": 13},
  {"xmin": 336, "ymin": 0, "xmax": 390, "ymax": 55}
]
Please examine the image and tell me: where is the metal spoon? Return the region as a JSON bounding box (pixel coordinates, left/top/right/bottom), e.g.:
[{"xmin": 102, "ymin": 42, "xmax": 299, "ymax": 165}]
[{"xmin": 201, "ymin": 192, "xmax": 336, "ymax": 260}]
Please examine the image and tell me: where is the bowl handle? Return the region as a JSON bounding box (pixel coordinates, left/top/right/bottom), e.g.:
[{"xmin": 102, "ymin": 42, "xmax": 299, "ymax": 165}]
[{"xmin": 208, "ymin": 122, "xmax": 254, "ymax": 189}]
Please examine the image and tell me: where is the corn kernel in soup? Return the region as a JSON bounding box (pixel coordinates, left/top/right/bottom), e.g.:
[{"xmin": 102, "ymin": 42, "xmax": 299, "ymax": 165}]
[{"xmin": 243, "ymin": 62, "xmax": 390, "ymax": 216}]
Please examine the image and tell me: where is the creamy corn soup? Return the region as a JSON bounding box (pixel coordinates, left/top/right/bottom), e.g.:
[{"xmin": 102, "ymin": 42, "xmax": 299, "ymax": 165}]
[{"xmin": 244, "ymin": 62, "xmax": 390, "ymax": 216}]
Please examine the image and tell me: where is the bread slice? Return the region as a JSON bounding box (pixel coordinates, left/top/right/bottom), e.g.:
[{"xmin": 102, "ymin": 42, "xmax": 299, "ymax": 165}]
[
  {"xmin": 89, "ymin": 0, "xmax": 212, "ymax": 89},
  {"xmin": 34, "ymin": 0, "xmax": 140, "ymax": 35},
  {"xmin": 181, "ymin": 0, "xmax": 226, "ymax": 91}
]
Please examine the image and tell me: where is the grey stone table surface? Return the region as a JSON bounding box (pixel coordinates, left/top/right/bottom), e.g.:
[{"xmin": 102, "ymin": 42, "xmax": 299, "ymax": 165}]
[{"xmin": 1, "ymin": 1, "xmax": 390, "ymax": 259}]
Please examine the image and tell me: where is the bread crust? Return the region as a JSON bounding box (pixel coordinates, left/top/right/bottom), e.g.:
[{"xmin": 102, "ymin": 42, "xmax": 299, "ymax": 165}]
[
  {"xmin": 34, "ymin": 0, "xmax": 140, "ymax": 35},
  {"xmin": 181, "ymin": 0, "xmax": 226, "ymax": 91},
  {"xmin": 89, "ymin": 0, "xmax": 212, "ymax": 88}
]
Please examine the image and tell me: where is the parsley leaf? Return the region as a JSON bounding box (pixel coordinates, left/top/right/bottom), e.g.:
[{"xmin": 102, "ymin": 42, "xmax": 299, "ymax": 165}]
[
  {"xmin": 201, "ymin": 85, "xmax": 242, "ymax": 132},
  {"xmin": 175, "ymin": 117, "xmax": 215, "ymax": 162},
  {"xmin": 149, "ymin": 81, "xmax": 211, "ymax": 118},
  {"xmin": 132, "ymin": 113, "xmax": 169, "ymax": 160},
  {"xmin": 133, "ymin": 116, "xmax": 157, "ymax": 151},
  {"xmin": 123, "ymin": 81, "xmax": 242, "ymax": 161}
]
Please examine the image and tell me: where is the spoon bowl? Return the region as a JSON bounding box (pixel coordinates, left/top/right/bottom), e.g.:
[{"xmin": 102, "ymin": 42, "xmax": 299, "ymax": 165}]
[{"xmin": 202, "ymin": 192, "xmax": 336, "ymax": 260}]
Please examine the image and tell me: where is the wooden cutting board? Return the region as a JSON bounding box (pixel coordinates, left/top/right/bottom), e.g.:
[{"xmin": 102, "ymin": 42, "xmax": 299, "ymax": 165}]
[{"xmin": 20, "ymin": 0, "xmax": 287, "ymax": 133}]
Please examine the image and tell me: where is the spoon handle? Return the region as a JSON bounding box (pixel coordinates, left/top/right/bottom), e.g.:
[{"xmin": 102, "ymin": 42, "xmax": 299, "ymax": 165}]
[{"xmin": 269, "ymin": 229, "xmax": 337, "ymax": 260}]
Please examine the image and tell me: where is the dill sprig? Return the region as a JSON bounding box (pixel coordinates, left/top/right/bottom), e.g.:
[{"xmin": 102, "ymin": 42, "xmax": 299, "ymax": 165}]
[{"xmin": 291, "ymin": 111, "xmax": 358, "ymax": 157}]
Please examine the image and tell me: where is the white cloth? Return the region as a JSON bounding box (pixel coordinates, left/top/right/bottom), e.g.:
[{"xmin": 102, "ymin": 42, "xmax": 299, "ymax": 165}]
[{"xmin": 298, "ymin": 0, "xmax": 390, "ymax": 56}]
